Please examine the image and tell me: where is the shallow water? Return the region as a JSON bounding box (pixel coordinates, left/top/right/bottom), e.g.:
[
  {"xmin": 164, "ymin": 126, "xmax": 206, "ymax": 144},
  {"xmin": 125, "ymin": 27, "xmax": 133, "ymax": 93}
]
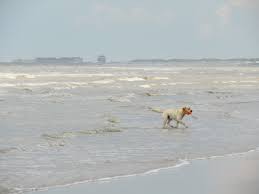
[{"xmin": 0, "ymin": 63, "xmax": 259, "ymax": 193}]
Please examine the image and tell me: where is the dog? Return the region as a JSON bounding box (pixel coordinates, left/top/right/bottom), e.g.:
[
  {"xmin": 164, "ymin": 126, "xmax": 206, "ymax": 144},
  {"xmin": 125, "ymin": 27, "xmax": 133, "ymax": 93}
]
[{"xmin": 150, "ymin": 107, "xmax": 193, "ymax": 128}]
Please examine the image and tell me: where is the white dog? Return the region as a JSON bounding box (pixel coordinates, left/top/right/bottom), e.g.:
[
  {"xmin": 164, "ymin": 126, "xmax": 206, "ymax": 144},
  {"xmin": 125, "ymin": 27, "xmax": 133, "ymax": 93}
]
[{"xmin": 150, "ymin": 107, "xmax": 193, "ymax": 128}]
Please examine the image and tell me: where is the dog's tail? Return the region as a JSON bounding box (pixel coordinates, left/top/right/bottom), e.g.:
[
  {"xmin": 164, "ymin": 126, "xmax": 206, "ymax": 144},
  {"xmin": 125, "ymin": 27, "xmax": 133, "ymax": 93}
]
[{"xmin": 148, "ymin": 107, "xmax": 163, "ymax": 113}]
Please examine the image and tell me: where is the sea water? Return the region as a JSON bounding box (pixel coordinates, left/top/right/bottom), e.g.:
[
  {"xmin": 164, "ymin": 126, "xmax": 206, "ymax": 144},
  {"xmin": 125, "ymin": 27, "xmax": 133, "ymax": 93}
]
[{"xmin": 0, "ymin": 62, "xmax": 259, "ymax": 193}]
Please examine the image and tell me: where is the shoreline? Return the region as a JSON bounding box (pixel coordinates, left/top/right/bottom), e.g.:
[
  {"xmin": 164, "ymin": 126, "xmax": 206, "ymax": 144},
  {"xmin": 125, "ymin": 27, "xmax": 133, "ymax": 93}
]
[{"xmin": 27, "ymin": 147, "xmax": 259, "ymax": 194}]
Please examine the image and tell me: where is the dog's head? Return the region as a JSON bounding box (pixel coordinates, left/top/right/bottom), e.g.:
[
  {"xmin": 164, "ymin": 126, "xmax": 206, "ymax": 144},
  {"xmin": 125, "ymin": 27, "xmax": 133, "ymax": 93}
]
[{"xmin": 183, "ymin": 107, "xmax": 192, "ymax": 115}]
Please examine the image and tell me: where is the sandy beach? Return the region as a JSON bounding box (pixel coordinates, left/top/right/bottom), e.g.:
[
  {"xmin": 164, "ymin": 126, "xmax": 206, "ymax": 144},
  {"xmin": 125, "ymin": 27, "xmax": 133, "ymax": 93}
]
[{"xmin": 29, "ymin": 148, "xmax": 259, "ymax": 194}]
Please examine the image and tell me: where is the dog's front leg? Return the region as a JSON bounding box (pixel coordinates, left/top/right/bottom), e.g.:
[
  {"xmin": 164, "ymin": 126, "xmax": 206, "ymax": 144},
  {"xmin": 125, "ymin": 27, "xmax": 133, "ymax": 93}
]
[
  {"xmin": 173, "ymin": 118, "xmax": 188, "ymax": 128},
  {"xmin": 179, "ymin": 121, "xmax": 188, "ymax": 128}
]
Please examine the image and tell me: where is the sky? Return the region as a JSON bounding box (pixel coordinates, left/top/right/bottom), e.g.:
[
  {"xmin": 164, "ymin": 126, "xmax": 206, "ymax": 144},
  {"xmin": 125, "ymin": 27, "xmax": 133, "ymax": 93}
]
[{"xmin": 0, "ymin": 0, "xmax": 259, "ymax": 61}]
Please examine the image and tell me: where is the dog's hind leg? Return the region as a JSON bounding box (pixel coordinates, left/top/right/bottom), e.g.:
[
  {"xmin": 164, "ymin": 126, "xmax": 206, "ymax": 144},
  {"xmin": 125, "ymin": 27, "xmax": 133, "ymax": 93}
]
[
  {"xmin": 163, "ymin": 117, "xmax": 168, "ymax": 128},
  {"xmin": 168, "ymin": 119, "xmax": 175, "ymax": 128}
]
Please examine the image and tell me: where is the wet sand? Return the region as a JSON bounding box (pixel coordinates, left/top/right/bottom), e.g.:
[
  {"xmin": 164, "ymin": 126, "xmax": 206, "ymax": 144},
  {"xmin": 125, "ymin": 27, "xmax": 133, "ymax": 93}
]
[{"xmin": 30, "ymin": 149, "xmax": 259, "ymax": 194}]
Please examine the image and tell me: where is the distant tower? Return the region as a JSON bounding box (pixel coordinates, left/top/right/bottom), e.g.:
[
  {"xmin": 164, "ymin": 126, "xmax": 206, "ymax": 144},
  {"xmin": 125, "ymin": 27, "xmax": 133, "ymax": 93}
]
[{"xmin": 97, "ymin": 55, "xmax": 106, "ymax": 64}]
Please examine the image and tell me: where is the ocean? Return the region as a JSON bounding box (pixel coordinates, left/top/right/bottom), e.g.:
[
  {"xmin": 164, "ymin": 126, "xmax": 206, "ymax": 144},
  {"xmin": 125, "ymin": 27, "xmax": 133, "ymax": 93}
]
[{"xmin": 0, "ymin": 62, "xmax": 259, "ymax": 193}]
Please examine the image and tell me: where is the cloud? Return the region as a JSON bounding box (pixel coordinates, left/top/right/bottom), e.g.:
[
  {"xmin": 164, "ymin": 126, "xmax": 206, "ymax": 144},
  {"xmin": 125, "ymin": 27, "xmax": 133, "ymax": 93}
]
[
  {"xmin": 216, "ymin": 4, "xmax": 232, "ymax": 24},
  {"xmin": 216, "ymin": 0, "xmax": 259, "ymax": 24},
  {"xmin": 77, "ymin": 3, "xmax": 174, "ymax": 26}
]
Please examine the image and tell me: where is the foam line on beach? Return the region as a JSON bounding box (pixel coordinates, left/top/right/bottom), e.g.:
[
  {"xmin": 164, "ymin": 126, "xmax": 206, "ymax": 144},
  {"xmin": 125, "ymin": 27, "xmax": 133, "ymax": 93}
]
[
  {"xmin": 19, "ymin": 147, "xmax": 259, "ymax": 194},
  {"xmin": 118, "ymin": 77, "xmax": 145, "ymax": 82}
]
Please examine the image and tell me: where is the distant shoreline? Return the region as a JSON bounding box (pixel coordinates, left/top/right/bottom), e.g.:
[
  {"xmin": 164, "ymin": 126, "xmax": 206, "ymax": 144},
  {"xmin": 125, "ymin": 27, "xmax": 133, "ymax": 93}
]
[{"xmin": 0, "ymin": 57, "xmax": 259, "ymax": 65}]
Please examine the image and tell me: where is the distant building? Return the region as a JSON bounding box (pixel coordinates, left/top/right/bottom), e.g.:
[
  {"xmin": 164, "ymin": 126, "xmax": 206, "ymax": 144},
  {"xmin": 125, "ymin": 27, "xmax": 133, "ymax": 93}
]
[
  {"xmin": 97, "ymin": 55, "xmax": 106, "ymax": 64},
  {"xmin": 35, "ymin": 57, "xmax": 83, "ymax": 64}
]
